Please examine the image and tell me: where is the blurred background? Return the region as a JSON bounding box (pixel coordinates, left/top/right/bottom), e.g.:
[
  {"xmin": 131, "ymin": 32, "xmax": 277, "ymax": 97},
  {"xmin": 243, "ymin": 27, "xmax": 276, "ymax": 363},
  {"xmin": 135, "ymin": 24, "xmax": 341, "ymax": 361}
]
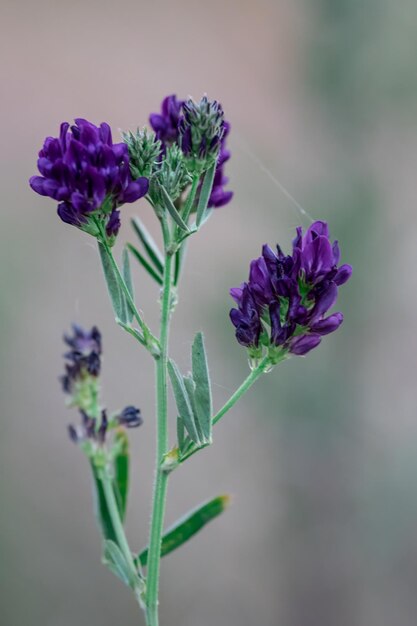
[{"xmin": 1, "ymin": 0, "xmax": 417, "ymax": 624}]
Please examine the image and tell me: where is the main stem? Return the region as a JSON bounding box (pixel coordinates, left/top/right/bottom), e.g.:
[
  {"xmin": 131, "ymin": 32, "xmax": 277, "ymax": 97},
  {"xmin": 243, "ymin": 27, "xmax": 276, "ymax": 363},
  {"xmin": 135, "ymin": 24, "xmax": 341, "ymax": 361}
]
[{"xmin": 146, "ymin": 237, "xmax": 173, "ymax": 626}]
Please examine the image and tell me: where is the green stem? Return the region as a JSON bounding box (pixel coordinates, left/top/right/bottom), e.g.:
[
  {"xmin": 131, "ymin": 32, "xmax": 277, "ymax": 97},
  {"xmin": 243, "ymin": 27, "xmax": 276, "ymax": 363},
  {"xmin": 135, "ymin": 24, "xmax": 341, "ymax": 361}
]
[
  {"xmin": 212, "ymin": 356, "xmax": 269, "ymax": 426},
  {"xmin": 146, "ymin": 220, "xmax": 173, "ymax": 626},
  {"xmin": 100, "ymin": 471, "xmax": 144, "ymax": 586},
  {"xmin": 178, "ymin": 356, "xmax": 270, "ymax": 464}
]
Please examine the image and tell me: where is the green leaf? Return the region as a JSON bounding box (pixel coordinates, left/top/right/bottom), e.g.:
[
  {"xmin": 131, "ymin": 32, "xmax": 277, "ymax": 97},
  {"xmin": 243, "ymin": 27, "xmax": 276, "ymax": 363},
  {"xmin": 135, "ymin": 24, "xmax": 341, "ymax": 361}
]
[
  {"xmin": 131, "ymin": 216, "xmax": 164, "ymax": 275},
  {"xmin": 177, "ymin": 415, "xmax": 186, "ymax": 455},
  {"xmin": 183, "ymin": 375, "xmax": 203, "ymax": 442},
  {"xmin": 128, "ymin": 243, "xmax": 163, "ymax": 286},
  {"xmin": 168, "ymin": 359, "xmax": 201, "ymax": 445},
  {"xmin": 122, "ymin": 247, "xmax": 135, "ymax": 323},
  {"xmin": 98, "ymin": 242, "xmax": 125, "ymax": 321},
  {"xmin": 137, "ymin": 495, "xmax": 231, "ymax": 567},
  {"xmin": 103, "ymin": 540, "xmax": 137, "ymax": 589},
  {"xmin": 196, "ymin": 161, "xmax": 216, "ymax": 227},
  {"xmin": 90, "ymin": 463, "xmax": 117, "ymax": 543},
  {"xmin": 114, "ymin": 431, "xmax": 129, "ymax": 523},
  {"xmin": 159, "ymin": 184, "xmax": 191, "ymax": 232},
  {"xmin": 192, "ymin": 332, "xmax": 213, "ymax": 442}
]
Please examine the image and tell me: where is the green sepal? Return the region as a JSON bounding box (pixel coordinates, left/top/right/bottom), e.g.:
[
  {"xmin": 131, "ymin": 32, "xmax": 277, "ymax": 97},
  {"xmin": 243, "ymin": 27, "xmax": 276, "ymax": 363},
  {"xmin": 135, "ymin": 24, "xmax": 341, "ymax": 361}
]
[
  {"xmin": 191, "ymin": 332, "xmax": 213, "ymax": 442},
  {"xmin": 159, "ymin": 184, "xmax": 191, "ymax": 232},
  {"xmin": 196, "ymin": 161, "xmax": 216, "ymax": 227},
  {"xmin": 137, "ymin": 495, "xmax": 231, "ymax": 567},
  {"xmin": 131, "ymin": 216, "xmax": 164, "ymax": 276},
  {"xmin": 113, "ymin": 430, "xmax": 129, "ymax": 523},
  {"xmin": 90, "ymin": 463, "xmax": 117, "ymax": 543},
  {"xmin": 127, "ymin": 243, "xmax": 163, "ymax": 286},
  {"xmin": 103, "ymin": 540, "xmax": 140, "ymax": 590},
  {"xmin": 168, "ymin": 359, "xmax": 201, "ymax": 445},
  {"xmin": 98, "ymin": 242, "xmax": 125, "ymax": 322}
]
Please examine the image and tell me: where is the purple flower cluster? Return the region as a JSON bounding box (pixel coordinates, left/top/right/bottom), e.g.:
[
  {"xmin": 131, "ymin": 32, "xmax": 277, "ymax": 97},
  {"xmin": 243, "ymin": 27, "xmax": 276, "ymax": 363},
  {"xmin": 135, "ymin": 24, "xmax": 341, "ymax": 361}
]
[
  {"xmin": 61, "ymin": 324, "xmax": 102, "ymax": 395},
  {"xmin": 62, "ymin": 325, "xmax": 142, "ymax": 445},
  {"xmin": 30, "ymin": 119, "xmax": 149, "ymax": 238},
  {"xmin": 149, "ymin": 95, "xmax": 233, "ymax": 208},
  {"xmin": 230, "ymin": 221, "xmax": 352, "ymax": 358}
]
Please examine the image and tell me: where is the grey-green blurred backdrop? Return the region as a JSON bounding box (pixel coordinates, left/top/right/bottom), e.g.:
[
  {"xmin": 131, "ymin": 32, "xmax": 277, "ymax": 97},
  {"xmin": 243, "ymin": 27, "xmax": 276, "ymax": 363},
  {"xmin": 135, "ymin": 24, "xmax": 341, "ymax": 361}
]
[{"xmin": 1, "ymin": 0, "xmax": 417, "ymax": 625}]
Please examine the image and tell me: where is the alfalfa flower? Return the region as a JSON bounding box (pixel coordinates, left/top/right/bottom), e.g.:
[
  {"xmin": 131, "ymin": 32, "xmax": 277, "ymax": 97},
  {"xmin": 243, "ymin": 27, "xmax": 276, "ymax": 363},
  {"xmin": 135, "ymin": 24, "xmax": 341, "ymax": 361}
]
[
  {"xmin": 29, "ymin": 119, "xmax": 149, "ymax": 243},
  {"xmin": 149, "ymin": 94, "xmax": 233, "ymax": 207},
  {"xmin": 62, "ymin": 325, "xmax": 142, "ymax": 447},
  {"xmin": 230, "ymin": 221, "xmax": 352, "ymax": 363}
]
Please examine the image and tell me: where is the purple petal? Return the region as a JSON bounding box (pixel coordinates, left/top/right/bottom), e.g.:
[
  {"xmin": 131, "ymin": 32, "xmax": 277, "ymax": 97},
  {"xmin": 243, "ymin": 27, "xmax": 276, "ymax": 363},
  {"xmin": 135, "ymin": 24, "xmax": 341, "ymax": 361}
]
[
  {"xmin": 208, "ymin": 188, "xmax": 233, "ymax": 208},
  {"xmin": 311, "ymin": 312, "xmax": 343, "ymax": 336},
  {"xmin": 290, "ymin": 333, "xmax": 321, "ymax": 355},
  {"xmin": 120, "ymin": 178, "xmax": 149, "ymax": 203},
  {"xmin": 149, "ymin": 113, "xmax": 167, "ymax": 133},
  {"xmin": 332, "ymin": 240, "xmax": 340, "ymax": 265},
  {"xmin": 310, "ymin": 282, "xmax": 338, "ymax": 321},
  {"xmin": 305, "ymin": 220, "xmax": 329, "ymax": 243},
  {"xmin": 334, "ymin": 264, "xmax": 352, "ymax": 286},
  {"xmin": 30, "ymin": 175, "xmax": 49, "ymax": 196},
  {"xmin": 302, "ymin": 235, "xmax": 334, "ymax": 279}
]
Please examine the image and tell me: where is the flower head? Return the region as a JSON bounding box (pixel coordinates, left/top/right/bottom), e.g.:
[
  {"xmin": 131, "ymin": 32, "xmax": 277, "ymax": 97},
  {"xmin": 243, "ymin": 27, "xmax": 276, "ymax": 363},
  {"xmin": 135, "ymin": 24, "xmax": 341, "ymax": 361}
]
[
  {"xmin": 62, "ymin": 325, "xmax": 143, "ymax": 448},
  {"xmin": 30, "ymin": 119, "xmax": 149, "ymax": 242},
  {"xmin": 149, "ymin": 94, "xmax": 233, "ymax": 207},
  {"xmin": 230, "ymin": 221, "xmax": 352, "ymax": 362}
]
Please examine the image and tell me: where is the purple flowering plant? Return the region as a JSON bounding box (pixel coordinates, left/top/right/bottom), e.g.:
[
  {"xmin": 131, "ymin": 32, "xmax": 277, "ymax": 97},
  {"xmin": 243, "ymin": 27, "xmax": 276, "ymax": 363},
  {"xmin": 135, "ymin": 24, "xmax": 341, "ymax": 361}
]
[{"xmin": 30, "ymin": 94, "xmax": 351, "ymax": 626}]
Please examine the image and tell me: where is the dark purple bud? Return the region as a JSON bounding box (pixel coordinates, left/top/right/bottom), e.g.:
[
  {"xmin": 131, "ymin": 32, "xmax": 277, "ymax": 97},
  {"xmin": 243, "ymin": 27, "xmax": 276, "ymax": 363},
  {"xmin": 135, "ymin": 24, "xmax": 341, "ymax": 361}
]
[
  {"xmin": 106, "ymin": 210, "xmax": 121, "ymax": 238},
  {"xmin": 118, "ymin": 406, "xmax": 143, "ymax": 428},
  {"xmin": 97, "ymin": 410, "xmax": 108, "ymax": 444},
  {"xmin": 290, "ymin": 333, "xmax": 322, "ymax": 355},
  {"xmin": 68, "ymin": 424, "xmax": 80, "ymax": 443}
]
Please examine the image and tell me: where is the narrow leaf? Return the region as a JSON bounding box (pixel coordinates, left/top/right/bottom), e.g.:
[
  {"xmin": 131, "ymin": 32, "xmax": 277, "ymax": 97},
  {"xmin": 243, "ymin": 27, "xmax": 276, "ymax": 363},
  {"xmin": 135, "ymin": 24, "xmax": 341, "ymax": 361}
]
[
  {"xmin": 159, "ymin": 184, "xmax": 190, "ymax": 232},
  {"xmin": 177, "ymin": 415, "xmax": 186, "ymax": 455},
  {"xmin": 183, "ymin": 375, "xmax": 203, "ymax": 442},
  {"xmin": 128, "ymin": 244, "xmax": 163, "ymax": 286},
  {"xmin": 114, "ymin": 430, "xmax": 129, "ymax": 523},
  {"xmin": 98, "ymin": 242, "xmax": 125, "ymax": 321},
  {"xmin": 131, "ymin": 216, "xmax": 164, "ymax": 275},
  {"xmin": 91, "ymin": 463, "xmax": 117, "ymax": 543},
  {"xmin": 103, "ymin": 540, "xmax": 137, "ymax": 589},
  {"xmin": 138, "ymin": 495, "xmax": 231, "ymax": 566},
  {"xmin": 196, "ymin": 161, "xmax": 216, "ymax": 227},
  {"xmin": 168, "ymin": 360, "xmax": 201, "ymax": 444},
  {"xmin": 192, "ymin": 332, "xmax": 213, "ymax": 442},
  {"xmin": 122, "ymin": 247, "xmax": 135, "ymax": 323}
]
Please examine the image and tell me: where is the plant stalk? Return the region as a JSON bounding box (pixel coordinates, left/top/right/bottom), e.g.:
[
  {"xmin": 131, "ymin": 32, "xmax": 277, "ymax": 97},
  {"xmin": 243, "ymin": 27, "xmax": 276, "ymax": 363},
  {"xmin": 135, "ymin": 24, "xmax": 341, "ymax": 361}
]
[{"xmin": 146, "ymin": 223, "xmax": 173, "ymax": 626}]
